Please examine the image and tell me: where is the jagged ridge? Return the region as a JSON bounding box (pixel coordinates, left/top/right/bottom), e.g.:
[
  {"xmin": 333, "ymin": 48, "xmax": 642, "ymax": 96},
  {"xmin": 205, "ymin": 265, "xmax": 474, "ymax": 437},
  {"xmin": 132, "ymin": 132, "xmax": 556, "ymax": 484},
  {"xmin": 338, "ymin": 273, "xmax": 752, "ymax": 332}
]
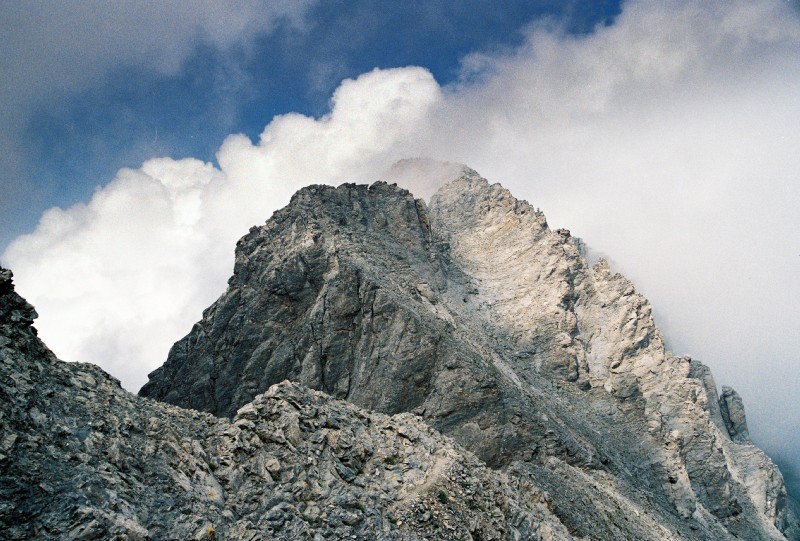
[
  {"xmin": 140, "ymin": 170, "xmax": 798, "ymax": 540},
  {"xmin": 0, "ymin": 267, "xmax": 572, "ymax": 540}
]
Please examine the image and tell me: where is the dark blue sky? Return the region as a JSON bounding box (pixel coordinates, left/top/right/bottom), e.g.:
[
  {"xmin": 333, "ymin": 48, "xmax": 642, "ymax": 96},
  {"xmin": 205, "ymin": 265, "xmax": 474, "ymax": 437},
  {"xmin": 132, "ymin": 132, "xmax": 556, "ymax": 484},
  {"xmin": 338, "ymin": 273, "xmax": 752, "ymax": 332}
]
[{"xmin": 2, "ymin": 0, "xmax": 620, "ymax": 249}]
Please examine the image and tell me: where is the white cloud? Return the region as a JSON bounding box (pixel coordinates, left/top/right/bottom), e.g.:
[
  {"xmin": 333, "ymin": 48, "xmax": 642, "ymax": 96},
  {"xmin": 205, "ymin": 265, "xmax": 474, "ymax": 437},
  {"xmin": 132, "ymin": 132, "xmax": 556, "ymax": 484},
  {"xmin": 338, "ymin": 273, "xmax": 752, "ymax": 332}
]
[
  {"xmin": 424, "ymin": 0, "xmax": 800, "ymax": 458},
  {"xmin": 3, "ymin": 66, "xmax": 441, "ymax": 391},
  {"xmin": 3, "ymin": 0, "xmax": 799, "ymax": 470}
]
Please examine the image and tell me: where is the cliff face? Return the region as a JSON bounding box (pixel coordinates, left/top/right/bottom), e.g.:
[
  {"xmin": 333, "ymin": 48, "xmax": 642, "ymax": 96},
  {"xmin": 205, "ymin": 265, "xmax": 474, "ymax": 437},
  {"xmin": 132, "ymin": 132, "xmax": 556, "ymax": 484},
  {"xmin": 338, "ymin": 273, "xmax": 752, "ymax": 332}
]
[
  {"xmin": 1, "ymin": 170, "xmax": 796, "ymax": 540},
  {"xmin": 0, "ymin": 266, "xmax": 574, "ymax": 540},
  {"xmin": 140, "ymin": 169, "xmax": 799, "ymax": 540}
]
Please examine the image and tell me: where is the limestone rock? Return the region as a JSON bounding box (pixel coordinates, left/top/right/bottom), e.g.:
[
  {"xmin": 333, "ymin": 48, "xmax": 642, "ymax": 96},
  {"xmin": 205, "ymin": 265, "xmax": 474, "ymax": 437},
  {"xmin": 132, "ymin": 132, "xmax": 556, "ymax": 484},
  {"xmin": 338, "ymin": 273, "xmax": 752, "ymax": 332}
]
[
  {"xmin": 719, "ymin": 385, "xmax": 751, "ymax": 443},
  {"xmin": 0, "ymin": 267, "xmax": 573, "ymax": 540},
  {"xmin": 2, "ymin": 168, "xmax": 796, "ymax": 540},
  {"xmin": 139, "ymin": 170, "xmax": 799, "ymax": 540}
]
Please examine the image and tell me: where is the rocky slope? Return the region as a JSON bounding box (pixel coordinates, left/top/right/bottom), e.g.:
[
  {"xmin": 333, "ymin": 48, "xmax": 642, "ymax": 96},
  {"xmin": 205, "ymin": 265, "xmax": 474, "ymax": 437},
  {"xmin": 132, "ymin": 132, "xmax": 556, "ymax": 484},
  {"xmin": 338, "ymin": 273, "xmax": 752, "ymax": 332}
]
[
  {"xmin": 0, "ymin": 266, "xmax": 574, "ymax": 540},
  {"xmin": 141, "ymin": 169, "xmax": 799, "ymax": 540}
]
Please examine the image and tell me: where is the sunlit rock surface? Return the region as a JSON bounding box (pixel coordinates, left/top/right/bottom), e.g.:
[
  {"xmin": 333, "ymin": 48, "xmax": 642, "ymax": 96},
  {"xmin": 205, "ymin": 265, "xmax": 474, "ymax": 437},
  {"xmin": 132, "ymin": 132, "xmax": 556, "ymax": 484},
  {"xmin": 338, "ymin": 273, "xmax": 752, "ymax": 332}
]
[{"xmin": 140, "ymin": 170, "xmax": 799, "ymax": 540}]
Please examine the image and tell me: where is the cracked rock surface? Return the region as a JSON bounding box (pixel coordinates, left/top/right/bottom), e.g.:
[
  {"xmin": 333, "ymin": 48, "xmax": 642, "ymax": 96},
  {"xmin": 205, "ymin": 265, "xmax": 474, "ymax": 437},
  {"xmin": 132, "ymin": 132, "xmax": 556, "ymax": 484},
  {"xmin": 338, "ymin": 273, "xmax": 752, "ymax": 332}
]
[
  {"xmin": 140, "ymin": 170, "xmax": 799, "ymax": 540},
  {"xmin": 3, "ymin": 168, "xmax": 798, "ymax": 540},
  {"xmin": 0, "ymin": 267, "xmax": 573, "ymax": 540}
]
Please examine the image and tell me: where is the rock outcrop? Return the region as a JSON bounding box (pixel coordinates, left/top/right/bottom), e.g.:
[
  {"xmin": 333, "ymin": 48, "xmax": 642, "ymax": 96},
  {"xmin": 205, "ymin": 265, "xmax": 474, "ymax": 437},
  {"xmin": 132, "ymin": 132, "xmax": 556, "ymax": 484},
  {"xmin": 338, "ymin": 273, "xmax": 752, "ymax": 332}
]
[
  {"xmin": 0, "ymin": 266, "xmax": 574, "ymax": 540},
  {"xmin": 719, "ymin": 385, "xmax": 751, "ymax": 444},
  {"xmin": 140, "ymin": 169, "xmax": 799, "ymax": 540}
]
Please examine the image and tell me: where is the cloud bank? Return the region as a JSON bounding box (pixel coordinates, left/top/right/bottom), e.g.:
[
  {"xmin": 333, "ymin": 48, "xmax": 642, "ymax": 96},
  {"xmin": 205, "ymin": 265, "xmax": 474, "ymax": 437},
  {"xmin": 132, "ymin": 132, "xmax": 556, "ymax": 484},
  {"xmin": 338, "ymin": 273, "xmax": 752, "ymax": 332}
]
[{"xmin": 3, "ymin": 0, "xmax": 799, "ymax": 480}]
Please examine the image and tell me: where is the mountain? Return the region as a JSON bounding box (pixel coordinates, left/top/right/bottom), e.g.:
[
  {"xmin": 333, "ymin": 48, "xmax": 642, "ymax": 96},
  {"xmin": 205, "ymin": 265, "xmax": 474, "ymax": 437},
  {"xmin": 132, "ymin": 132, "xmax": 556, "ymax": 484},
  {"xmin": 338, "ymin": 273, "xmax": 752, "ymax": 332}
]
[
  {"xmin": 0, "ymin": 265, "xmax": 571, "ymax": 540},
  {"xmin": 140, "ymin": 168, "xmax": 798, "ymax": 540},
  {"xmin": 1, "ymin": 168, "xmax": 797, "ymax": 539}
]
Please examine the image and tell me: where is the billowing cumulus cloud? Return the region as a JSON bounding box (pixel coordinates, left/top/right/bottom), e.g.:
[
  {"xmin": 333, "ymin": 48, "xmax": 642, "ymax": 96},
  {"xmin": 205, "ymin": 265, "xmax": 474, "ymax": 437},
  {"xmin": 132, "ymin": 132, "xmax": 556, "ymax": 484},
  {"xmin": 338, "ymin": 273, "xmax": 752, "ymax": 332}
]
[
  {"xmin": 3, "ymin": 66, "xmax": 442, "ymax": 393},
  {"xmin": 3, "ymin": 0, "xmax": 799, "ymax": 485}
]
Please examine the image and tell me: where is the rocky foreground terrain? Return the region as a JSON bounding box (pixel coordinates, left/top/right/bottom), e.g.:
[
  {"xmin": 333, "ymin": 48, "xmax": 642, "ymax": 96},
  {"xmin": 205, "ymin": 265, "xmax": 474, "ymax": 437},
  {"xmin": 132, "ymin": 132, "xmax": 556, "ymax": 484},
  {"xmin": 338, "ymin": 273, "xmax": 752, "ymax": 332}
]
[
  {"xmin": 1, "ymin": 266, "xmax": 570, "ymax": 540},
  {"xmin": 1, "ymin": 168, "xmax": 798, "ymax": 539}
]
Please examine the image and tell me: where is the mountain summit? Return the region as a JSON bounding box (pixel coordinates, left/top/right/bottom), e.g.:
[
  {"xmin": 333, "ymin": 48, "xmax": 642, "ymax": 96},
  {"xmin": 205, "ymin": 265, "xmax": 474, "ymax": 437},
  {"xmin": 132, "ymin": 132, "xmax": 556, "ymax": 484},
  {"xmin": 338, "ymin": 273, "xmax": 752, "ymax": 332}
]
[
  {"xmin": 1, "ymin": 169, "xmax": 797, "ymax": 539},
  {"xmin": 140, "ymin": 169, "xmax": 798, "ymax": 540}
]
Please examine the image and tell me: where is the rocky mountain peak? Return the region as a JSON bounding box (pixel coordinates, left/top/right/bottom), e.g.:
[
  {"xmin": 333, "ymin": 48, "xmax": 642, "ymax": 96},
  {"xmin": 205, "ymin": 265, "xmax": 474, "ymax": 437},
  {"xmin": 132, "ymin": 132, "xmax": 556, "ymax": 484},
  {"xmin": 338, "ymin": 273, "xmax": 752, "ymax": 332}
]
[
  {"xmin": 139, "ymin": 170, "xmax": 799, "ymax": 540},
  {"xmin": 0, "ymin": 263, "xmax": 574, "ymax": 540},
  {"xmin": 1, "ymin": 169, "xmax": 797, "ymax": 540},
  {"xmin": 1, "ymin": 267, "xmax": 37, "ymax": 332}
]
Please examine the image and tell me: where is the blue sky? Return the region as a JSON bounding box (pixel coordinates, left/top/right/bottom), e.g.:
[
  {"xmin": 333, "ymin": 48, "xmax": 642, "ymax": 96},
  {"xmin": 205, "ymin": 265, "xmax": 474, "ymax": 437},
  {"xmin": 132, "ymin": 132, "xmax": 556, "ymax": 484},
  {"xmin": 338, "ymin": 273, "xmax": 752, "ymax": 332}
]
[
  {"xmin": 1, "ymin": 0, "xmax": 620, "ymax": 249},
  {"xmin": 2, "ymin": 0, "xmax": 800, "ymax": 498}
]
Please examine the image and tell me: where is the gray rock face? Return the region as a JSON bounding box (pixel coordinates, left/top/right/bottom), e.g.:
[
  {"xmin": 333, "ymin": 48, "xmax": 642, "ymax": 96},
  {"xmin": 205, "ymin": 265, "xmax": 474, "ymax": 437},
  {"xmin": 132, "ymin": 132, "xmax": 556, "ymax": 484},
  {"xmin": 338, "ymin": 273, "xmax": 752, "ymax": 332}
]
[
  {"xmin": 719, "ymin": 385, "xmax": 751, "ymax": 443},
  {"xmin": 140, "ymin": 170, "xmax": 799, "ymax": 540},
  {"xmin": 0, "ymin": 267, "xmax": 574, "ymax": 540}
]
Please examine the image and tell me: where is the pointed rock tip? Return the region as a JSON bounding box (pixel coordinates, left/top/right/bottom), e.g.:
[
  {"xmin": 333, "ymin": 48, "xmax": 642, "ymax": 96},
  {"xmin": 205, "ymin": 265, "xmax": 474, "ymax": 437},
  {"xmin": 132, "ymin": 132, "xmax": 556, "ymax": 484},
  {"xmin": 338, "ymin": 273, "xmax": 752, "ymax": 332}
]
[
  {"xmin": 719, "ymin": 385, "xmax": 751, "ymax": 444},
  {"xmin": 0, "ymin": 266, "xmax": 13, "ymax": 288},
  {"xmin": 432, "ymin": 167, "xmax": 525, "ymax": 210},
  {"xmin": 0, "ymin": 265, "xmax": 38, "ymax": 326}
]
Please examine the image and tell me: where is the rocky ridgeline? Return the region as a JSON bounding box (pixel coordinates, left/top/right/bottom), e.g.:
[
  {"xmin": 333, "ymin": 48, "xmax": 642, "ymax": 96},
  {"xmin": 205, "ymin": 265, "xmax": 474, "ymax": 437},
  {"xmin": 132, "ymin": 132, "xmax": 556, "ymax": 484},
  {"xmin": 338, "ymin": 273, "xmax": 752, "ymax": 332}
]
[
  {"xmin": 0, "ymin": 267, "xmax": 573, "ymax": 540},
  {"xmin": 140, "ymin": 169, "xmax": 798, "ymax": 540}
]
